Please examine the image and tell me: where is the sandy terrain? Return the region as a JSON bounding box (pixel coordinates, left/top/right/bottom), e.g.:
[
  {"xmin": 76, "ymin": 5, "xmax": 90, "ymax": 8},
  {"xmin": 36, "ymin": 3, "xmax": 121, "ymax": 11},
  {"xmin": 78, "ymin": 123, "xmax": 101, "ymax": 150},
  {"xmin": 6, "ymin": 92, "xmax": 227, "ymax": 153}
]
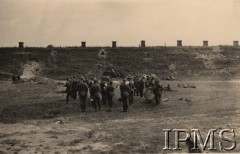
[{"xmin": 0, "ymin": 79, "xmax": 240, "ymax": 153}]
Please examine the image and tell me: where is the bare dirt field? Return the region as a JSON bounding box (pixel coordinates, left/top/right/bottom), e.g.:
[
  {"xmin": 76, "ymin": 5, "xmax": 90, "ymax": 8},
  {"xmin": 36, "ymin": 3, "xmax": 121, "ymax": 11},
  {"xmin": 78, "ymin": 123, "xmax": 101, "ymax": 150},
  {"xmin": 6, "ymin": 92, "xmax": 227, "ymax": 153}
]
[{"xmin": 0, "ymin": 79, "xmax": 240, "ymax": 153}]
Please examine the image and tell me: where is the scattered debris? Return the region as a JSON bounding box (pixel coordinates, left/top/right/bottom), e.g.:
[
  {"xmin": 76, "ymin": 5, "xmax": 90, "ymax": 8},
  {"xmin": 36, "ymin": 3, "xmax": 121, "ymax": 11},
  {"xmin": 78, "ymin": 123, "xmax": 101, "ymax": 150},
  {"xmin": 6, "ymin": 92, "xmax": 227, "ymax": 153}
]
[
  {"xmin": 165, "ymin": 76, "xmax": 176, "ymax": 80},
  {"xmin": 163, "ymin": 84, "xmax": 177, "ymax": 92},
  {"xmin": 178, "ymin": 84, "xmax": 196, "ymax": 88},
  {"xmin": 162, "ymin": 98, "xmax": 169, "ymax": 102},
  {"xmin": 115, "ymin": 142, "xmax": 124, "ymax": 147},
  {"xmin": 85, "ymin": 131, "xmax": 94, "ymax": 139},
  {"xmin": 185, "ymin": 98, "xmax": 192, "ymax": 102},
  {"xmin": 55, "ymin": 120, "xmax": 64, "ymax": 125},
  {"xmin": 179, "ymin": 97, "xmax": 184, "ymax": 101}
]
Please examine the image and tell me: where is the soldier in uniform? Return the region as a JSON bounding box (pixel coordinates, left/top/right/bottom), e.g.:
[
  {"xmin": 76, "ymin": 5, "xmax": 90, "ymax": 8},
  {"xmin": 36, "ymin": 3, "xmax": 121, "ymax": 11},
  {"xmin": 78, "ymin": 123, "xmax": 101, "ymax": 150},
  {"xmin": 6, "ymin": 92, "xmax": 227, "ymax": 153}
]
[
  {"xmin": 106, "ymin": 81, "xmax": 114, "ymax": 111},
  {"xmin": 145, "ymin": 75, "xmax": 150, "ymax": 88},
  {"xmin": 133, "ymin": 76, "xmax": 138, "ymax": 96},
  {"xmin": 90, "ymin": 80, "xmax": 101, "ymax": 111},
  {"xmin": 100, "ymin": 79, "xmax": 108, "ymax": 105},
  {"xmin": 152, "ymin": 80, "xmax": 163, "ymax": 105},
  {"xmin": 77, "ymin": 78, "xmax": 88, "ymax": 112},
  {"xmin": 88, "ymin": 77, "xmax": 94, "ymax": 104},
  {"xmin": 149, "ymin": 77, "xmax": 155, "ymax": 87},
  {"xmin": 135, "ymin": 77, "xmax": 141, "ymax": 96},
  {"xmin": 16, "ymin": 74, "xmax": 20, "ymax": 81},
  {"xmin": 71, "ymin": 76, "xmax": 78, "ymax": 100},
  {"xmin": 120, "ymin": 79, "xmax": 130, "ymax": 112},
  {"xmin": 128, "ymin": 81, "xmax": 134, "ymax": 105},
  {"xmin": 65, "ymin": 77, "xmax": 71, "ymax": 104},
  {"xmin": 12, "ymin": 74, "xmax": 16, "ymax": 82},
  {"xmin": 139, "ymin": 77, "xmax": 145, "ymax": 98}
]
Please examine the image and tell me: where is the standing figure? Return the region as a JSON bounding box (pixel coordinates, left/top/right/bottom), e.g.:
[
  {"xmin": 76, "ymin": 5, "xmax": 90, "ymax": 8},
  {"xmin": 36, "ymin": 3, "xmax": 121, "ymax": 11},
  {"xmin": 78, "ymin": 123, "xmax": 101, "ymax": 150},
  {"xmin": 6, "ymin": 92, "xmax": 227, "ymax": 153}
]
[
  {"xmin": 152, "ymin": 81, "xmax": 163, "ymax": 105},
  {"xmin": 139, "ymin": 77, "xmax": 145, "ymax": 98},
  {"xmin": 145, "ymin": 75, "xmax": 152, "ymax": 88},
  {"xmin": 129, "ymin": 81, "xmax": 134, "ymax": 105},
  {"xmin": 71, "ymin": 76, "xmax": 78, "ymax": 100},
  {"xmin": 100, "ymin": 80, "xmax": 107, "ymax": 105},
  {"xmin": 88, "ymin": 77, "xmax": 94, "ymax": 104},
  {"xmin": 106, "ymin": 81, "xmax": 114, "ymax": 111},
  {"xmin": 12, "ymin": 74, "xmax": 16, "ymax": 82},
  {"xmin": 77, "ymin": 78, "xmax": 88, "ymax": 112},
  {"xmin": 135, "ymin": 78, "xmax": 141, "ymax": 96},
  {"xmin": 90, "ymin": 80, "xmax": 101, "ymax": 111},
  {"xmin": 133, "ymin": 76, "xmax": 138, "ymax": 96},
  {"xmin": 16, "ymin": 74, "xmax": 21, "ymax": 81},
  {"xmin": 120, "ymin": 79, "xmax": 130, "ymax": 112},
  {"xmin": 149, "ymin": 77, "xmax": 155, "ymax": 87},
  {"xmin": 65, "ymin": 77, "xmax": 72, "ymax": 104}
]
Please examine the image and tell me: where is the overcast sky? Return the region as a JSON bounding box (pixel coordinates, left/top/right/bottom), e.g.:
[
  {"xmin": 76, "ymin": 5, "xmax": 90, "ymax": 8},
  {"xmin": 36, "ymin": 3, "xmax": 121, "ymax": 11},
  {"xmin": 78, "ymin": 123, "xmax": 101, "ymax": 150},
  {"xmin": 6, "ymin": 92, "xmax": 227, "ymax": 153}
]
[{"xmin": 0, "ymin": 0, "xmax": 240, "ymax": 47}]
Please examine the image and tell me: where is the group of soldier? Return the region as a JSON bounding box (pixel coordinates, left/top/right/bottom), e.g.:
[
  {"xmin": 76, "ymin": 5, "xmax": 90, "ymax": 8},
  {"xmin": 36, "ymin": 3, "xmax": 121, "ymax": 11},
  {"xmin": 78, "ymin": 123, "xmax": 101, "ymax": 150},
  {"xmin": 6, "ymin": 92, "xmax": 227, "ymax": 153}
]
[{"xmin": 65, "ymin": 74, "xmax": 163, "ymax": 112}]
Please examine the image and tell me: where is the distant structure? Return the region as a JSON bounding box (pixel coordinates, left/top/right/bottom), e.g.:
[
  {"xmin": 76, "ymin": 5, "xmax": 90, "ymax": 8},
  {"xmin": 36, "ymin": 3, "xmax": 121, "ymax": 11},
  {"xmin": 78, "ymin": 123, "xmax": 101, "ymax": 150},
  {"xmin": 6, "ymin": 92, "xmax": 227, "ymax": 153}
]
[
  {"xmin": 141, "ymin": 40, "xmax": 146, "ymax": 47},
  {"xmin": 233, "ymin": 41, "xmax": 239, "ymax": 46},
  {"xmin": 177, "ymin": 40, "xmax": 182, "ymax": 47},
  {"xmin": 19, "ymin": 42, "xmax": 24, "ymax": 48},
  {"xmin": 47, "ymin": 45, "xmax": 53, "ymax": 48},
  {"xmin": 98, "ymin": 49, "xmax": 107, "ymax": 59},
  {"xmin": 112, "ymin": 41, "xmax": 117, "ymax": 48},
  {"xmin": 203, "ymin": 41, "xmax": 208, "ymax": 47},
  {"xmin": 81, "ymin": 42, "xmax": 86, "ymax": 48}
]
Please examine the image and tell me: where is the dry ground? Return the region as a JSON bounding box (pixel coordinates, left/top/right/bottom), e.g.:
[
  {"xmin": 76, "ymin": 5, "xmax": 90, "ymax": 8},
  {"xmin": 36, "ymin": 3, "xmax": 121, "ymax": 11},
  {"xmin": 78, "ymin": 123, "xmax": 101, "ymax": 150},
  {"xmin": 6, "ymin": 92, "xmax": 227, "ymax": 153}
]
[{"xmin": 0, "ymin": 79, "xmax": 240, "ymax": 153}]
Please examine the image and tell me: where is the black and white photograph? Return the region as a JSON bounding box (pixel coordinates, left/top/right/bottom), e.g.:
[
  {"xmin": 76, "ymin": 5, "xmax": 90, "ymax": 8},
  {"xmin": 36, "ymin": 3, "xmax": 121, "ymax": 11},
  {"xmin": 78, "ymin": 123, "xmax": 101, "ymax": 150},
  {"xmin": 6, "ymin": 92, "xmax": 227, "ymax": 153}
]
[{"xmin": 0, "ymin": 0, "xmax": 240, "ymax": 153}]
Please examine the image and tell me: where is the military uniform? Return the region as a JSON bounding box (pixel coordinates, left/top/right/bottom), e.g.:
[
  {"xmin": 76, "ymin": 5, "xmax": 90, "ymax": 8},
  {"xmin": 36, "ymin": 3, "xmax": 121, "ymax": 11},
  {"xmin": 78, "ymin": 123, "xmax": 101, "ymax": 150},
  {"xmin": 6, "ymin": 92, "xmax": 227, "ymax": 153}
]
[
  {"xmin": 88, "ymin": 79, "xmax": 94, "ymax": 103},
  {"xmin": 139, "ymin": 79, "xmax": 145, "ymax": 98},
  {"xmin": 90, "ymin": 82, "xmax": 101, "ymax": 111},
  {"xmin": 152, "ymin": 82, "xmax": 163, "ymax": 105},
  {"xmin": 77, "ymin": 81, "xmax": 88, "ymax": 111},
  {"xmin": 66, "ymin": 79, "xmax": 71, "ymax": 104},
  {"xmin": 148, "ymin": 78, "xmax": 155, "ymax": 87},
  {"xmin": 71, "ymin": 77, "xmax": 78, "ymax": 100},
  {"xmin": 106, "ymin": 83, "xmax": 114, "ymax": 109},
  {"xmin": 100, "ymin": 81, "xmax": 107, "ymax": 105},
  {"xmin": 12, "ymin": 74, "xmax": 16, "ymax": 82},
  {"xmin": 135, "ymin": 79, "xmax": 141, "ymax": 96},
  {"xmin": 129, "ymin": 83, "xmax": 134, "ymax": 105},
  {"xmin": 120, "ymin": 82, "xmax": 130, "ymax": 112}
]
